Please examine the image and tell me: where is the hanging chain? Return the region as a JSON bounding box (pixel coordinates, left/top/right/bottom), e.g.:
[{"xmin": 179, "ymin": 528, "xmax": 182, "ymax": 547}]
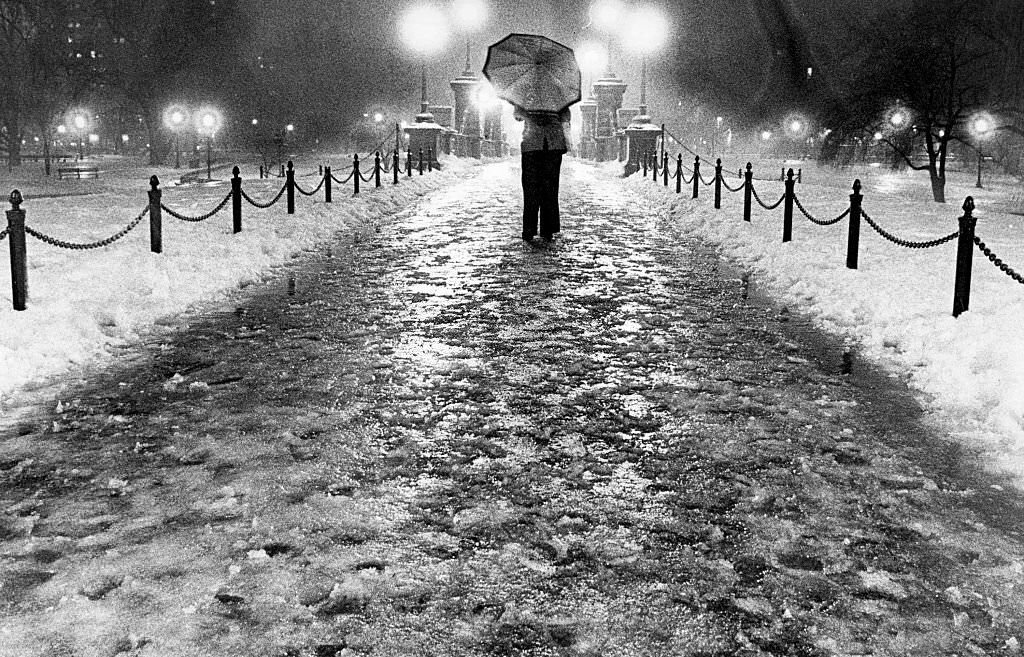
[
  {"xmin": 974, "ymin": 236, "xmax": 1024, "ymax": 284},
  {"xmin": 861, "ymin": 210, "xmax": 959, "ymax": 249},
  {"xmin": 241, "ymin": 184, "xmax": 287, "ymax": 209},
  {"xmin": 162, "ymin": 190, "xmax": 232, "ymax": 222},
  {"xmin": 750, "ymin": 184, "xmax": 785, "ymax": 210},
  {"xmin": 720, "ymin": 177, "xmax": 745, "ymax": 193},
  {"xmin": 330, "ymin": 170, "xmax": 356, "ymax": 185},
  {"xmin": 294, "ymin": 176, "xmax": 325, "ymax": 197},
  {"xmin": 25, "ymin": 206, "xmax": 149, "ymax": 250},
  {"xmin": 793, "ymin": 195, "xmax": 849, "ymax": 226},
  {"xmin": 0, "ymin": 226, "xmax": 7, "ymax": 241}
]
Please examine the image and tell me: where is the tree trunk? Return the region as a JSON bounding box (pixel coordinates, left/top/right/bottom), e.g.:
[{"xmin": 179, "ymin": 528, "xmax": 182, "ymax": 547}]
[
  {"xmin": 929, "ymin": 166, "xmax": 946, "ymax": 203},
  {"xmin": 43, "ymin": 132, "xmax": 51, "ymax": 176}
]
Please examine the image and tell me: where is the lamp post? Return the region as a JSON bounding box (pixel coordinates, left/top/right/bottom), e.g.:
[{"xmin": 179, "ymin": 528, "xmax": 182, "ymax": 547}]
[
  {"xmin": 70, "ymin": 111, "xmax": 89, "ymax": 160},
  {"xmin": 196, "ymin": 107, "xmax": 222, "ymax": 180},
  {"xmin": 622, "ymin": 6, "xmax": 668, "ymax": 174},
  {"xmin": 970, "ymin": 112, "xmax": 994, "ymax": 189},
  {"xmin": 163, "ymin": 105, "xmax": 189, "ymax": 168},
  {"xmin": 400, "ymin": 5, "xmax": 448, "ymax": 163}
]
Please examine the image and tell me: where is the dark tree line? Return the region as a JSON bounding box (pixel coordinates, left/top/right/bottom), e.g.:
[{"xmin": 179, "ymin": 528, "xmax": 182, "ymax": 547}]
[{"xmin": 0, "ymin": 0, "xmax": 245, "ymax": 171}]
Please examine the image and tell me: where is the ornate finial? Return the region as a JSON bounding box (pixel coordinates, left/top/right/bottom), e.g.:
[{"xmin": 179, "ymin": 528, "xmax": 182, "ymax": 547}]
[
  {"xmin": 853, "ymin": 179, "xmax": 861, "ymax": 193},
  {"xmin": 746, "ymin": 162, "xmax": 752, "ymax": 171},
  {"xmin": 716, "ymin": 158, "xmax": 722, "ymax": 166},
  {"xmin": 786, "ymin": 168, "xmax": 795, "ymax": 179},
  {"xmin": 963, "ymin": 196, "xmax": 975, "ymax": 213},
  {"xmin": 694, "ymin": 155, "xmax": 700, "ymax": 164},
  {"xmin": 9, "ymin": 189, "xmax": 22, "ymax": 209},
  {"xmin": 232, "ymin": 165, "xmax": 240, "ymax": 177},
  {"xmin": 287, "ymin": 160, "xmax": 293, "ymax": 170},
  {"xmin": 149, "ymin": 175, "xmax": 159, "ymax": 189},
  {"xmin": 354, "ymin": 153, "xmax": 359, "ymax": 162}
]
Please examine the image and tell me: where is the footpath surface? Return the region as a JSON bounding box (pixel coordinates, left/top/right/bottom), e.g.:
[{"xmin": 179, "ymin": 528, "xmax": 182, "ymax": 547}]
[{"xmin": 2, "ymin": 161, "xmax": 1024, "ymax": 657}]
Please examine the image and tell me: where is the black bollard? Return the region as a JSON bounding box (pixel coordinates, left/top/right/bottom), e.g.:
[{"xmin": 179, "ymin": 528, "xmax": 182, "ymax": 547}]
[
  {"xmin": 743, "ymin": 163, "xmax": 753, "ymax": 223},
  {"xmin": 782, "ymin": 169, "xmax": 795, "ymax": 242},
  {"xmin": 714, "ymin": 158, "xmax": 722, "ymax": 209},
  {"xmin": 6, "ymin": 190, "xmax": 26, "ymax": 310},
  {"xmin": 846, "ymin": 180, "xmax": 863, "ymax": 269},
  {"xmin": 692, "ymin": 156, "xmax": 700, "ymax": 199},
  {"xmin": 952, "ymin": 197, "xmax": 977, "ymax": 317},
  {"xmin": 325, "ymin": 165, "xmax": 332, "ymax": 203},
  {"xmin": 353, "ymin": 154, "xmax": 360, "ymax": 195},
  {"xmin": 676, "ymin": 154, "xmax": 683, "ymax": 194},
  {"xmin": 148, "ymin": 176, "xmax": 162, "ymax": 253},
  {"xmin": 231, "ymin": 166, "xmax": 242, "ymax": 234},
  {"xmin": 286, "ymin": 161, "xmax": 295, "ymax": 214}
]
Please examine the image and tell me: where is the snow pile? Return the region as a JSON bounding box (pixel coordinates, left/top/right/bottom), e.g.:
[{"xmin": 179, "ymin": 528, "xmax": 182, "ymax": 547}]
[
  {"xmin": 0, "ymin": 153, "xmax": 477, "ymax": 403},
  {"xmin": 626, "ymin": 158, "xmax": 1024, "ymax": 478}
]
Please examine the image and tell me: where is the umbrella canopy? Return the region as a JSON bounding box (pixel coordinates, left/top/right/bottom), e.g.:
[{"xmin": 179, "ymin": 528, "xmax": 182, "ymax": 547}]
[{"xmin": 483, "ymin": 33, "xmax": 581, "ymax": 114}]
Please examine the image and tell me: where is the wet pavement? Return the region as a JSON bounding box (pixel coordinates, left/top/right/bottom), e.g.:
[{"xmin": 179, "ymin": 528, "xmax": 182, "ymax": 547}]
[{"xmin": 3, "ymin": 160, "xmax": 1024, "ymax": 656}]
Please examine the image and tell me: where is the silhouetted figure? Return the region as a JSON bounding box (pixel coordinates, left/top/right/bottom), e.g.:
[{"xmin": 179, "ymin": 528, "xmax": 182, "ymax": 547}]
[{"xmin": 514, "ymin": 106, "xmax": 570, "ymax": 241}]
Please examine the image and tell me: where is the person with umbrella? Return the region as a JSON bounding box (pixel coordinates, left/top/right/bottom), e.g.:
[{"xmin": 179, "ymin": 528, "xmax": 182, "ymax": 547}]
[{"xmin": 483, "ymin": 33, "xmax": 581, "ymax": 242}]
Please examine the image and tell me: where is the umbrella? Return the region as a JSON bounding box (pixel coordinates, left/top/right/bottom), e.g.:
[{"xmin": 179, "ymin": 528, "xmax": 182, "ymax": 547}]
[{"xmin": 483, "ymin": 33, "xmax": 581, "ymax": 114}]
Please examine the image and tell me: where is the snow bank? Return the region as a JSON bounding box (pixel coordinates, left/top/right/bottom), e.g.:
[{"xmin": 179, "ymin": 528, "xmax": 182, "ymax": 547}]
[{"xmin": 626, "ymin": 158, "xmax": 1024, "ymax": 481}]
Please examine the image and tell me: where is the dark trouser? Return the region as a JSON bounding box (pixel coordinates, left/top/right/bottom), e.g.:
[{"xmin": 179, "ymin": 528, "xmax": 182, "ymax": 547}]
[{"xmin": 522, "ymin": 151, "xmax": 563, "ymax": 237}]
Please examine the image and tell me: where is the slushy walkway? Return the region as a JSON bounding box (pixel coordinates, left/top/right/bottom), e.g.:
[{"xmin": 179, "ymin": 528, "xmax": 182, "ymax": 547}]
[{"xmin": 2, "ymin": 161, "xmax": 1024, "ymax": 656}]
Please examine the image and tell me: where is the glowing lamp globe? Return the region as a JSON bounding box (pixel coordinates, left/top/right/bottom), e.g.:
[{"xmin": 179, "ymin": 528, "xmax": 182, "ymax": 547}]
[
  {"xmin": 399, "ymin": 5, "xmax": 449, "ymax": 55},
  {"xmin": 453, "ymin": 0, "xmax": 486, "ymax": 31},
  {"xmin": 622, "ymin": 7, "xmax": 669, "ymax": 54}
]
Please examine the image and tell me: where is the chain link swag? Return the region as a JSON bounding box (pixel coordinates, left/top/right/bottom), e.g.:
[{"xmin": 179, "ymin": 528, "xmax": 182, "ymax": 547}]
[
  {"xmin": 162, "ymin": 191, "xmax": 232, "ymax": 222},
  {"xmin": 861, "ymin": 210, "xmax": 959, "ymax": 249},
  {"xmin": 749, "ymin": 184, "xmax": 785, "ymax": 210},
  {"xmin": 25, "ymin": 206, "xmax": 149, "ymax": 250},
  {"xmin": 793, "ymin": 195, "xmax": 850, "ymax": 226},
  {"xmin": 241, "ymin": 185, "xmax": 287, "ymax": 209},
  {"xmin": 974, "ymin": 237, "xmax": 1024, "ymax": 284},
  {"xmin": 294, "ymin": 176, "xmax": 325, "ymax": 197}
]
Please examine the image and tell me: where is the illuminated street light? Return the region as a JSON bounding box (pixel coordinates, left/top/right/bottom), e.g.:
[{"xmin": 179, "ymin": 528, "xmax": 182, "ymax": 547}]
[
  {"xmin": 373, "ymin": 112, "xmax": 384, "ymax": 123},
  {"xmin": 66, "ymin": 109, "xmax": 90, "ymax": 160},
  {"xmin": 970, "ymin": 111, "xmax": 996, "ymax": 188},
  {"xmin": 761, "ymin": 130, "xmax": 772, "ymax": 140},
  {"xmin": 622, "ymin": 6, "xmax": 669, "ymax": 120},
  {"xmin": 590, "ymin": 0, "xmax": 624, "ymax": 74},
  {"xmin": 162, "ymin": 105, "xmax": 189, "ymax": 168},
  {"xmin": 195, "ymin": 107, "xmax": 223, "ymax": 180},
  {"xmin": 453, "ymin": 0, "xmax": 486, "ymax": 75},
  {"xmin": 399, "ymin": 4, "xmax": 449, "ymax": 119}
]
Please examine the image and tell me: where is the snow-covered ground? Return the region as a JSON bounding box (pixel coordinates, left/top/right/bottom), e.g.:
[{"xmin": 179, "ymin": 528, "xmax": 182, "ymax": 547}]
[
  {"xmin": 0, "ymin": 153, "xmax": 476, "ymax": 402},
  {"xmin": 625, "ymin": 156, "xmax": 1024, "ymax": 482},
  {"xmin": 3, "ymin": 151, "xmax": 1024, "ymax": 487}
]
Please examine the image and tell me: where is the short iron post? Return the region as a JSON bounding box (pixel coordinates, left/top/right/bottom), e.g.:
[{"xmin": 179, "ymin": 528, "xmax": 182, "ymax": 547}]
[
  {"xmin": 797, "ymin": 168, "xmax": 802, "ymax": 184},
  {"xmin": 714, "ymin": 158, "xmax": 722, "ymax": 209},
  {"xmin": 7, "ymin": 190, "xmax": 26, "ymax": 310},
  {"xmin": 148, "ymin": 176, "xmax": 162, "ymax": 254},
  {"xmin": 846, "ymin": 179, "xmax": 863, "ymax": 269},
  {"xmin": 286, "ymin": 161, "xmax": 295, "ymax": 214},
  {"xmin": 675, "ymin": 154, "xmax": 682, "ymax": 194},
  {"xmin": 392, "ymin": 150, "xmax": 400, "ymax": 184},
  {"xmin": 642, "ymin": 152, "xmax": 648, "ymax": 177},
  {"xmin": 374, "ymin": 152, "xmax": 382, "ymax": 187},
  {"xmin": 652, "ymin": 152, "xmax": 658, "ymax": 182},
  {"xmin": 743, "ymin": 163, "xmax": 753, "ymax": 222},
  {"xmin": 280, "ymin": 164, "xmax": 285, "ymax": 177},
  {"xmin": 427, "ymin": 147, "xmax": 434, "ymax": 172},
  {"xmin": 952, "ymin": 197, "xmax": 977, "ymax": 317},
  {"xmin": 259, "ymin": 165, "xmax": 264, "ymax": 179},
  {"xmin": 324, "ymin": 165, "xmax": 332, "ymax": 203},
  {"xmin": 782, "ymin": 168, "xmax": 795, "ymax": 242},
  {"xmin": 406, "ymin": 148, "xmax": 413, "ymax": 177},
  {"xmin": 353, "ymin": 154, "xmax": 360, "ymax": 195},
  {"xmin": 231, "ymin": 166, "xmax": 242, "ymax": 234},
  {"xmin": 692, "ymin": 156, "xmax": 700, "ymax": 199},
  {"xmin": 780, "ymin": 167, "xmax": 785, "ymax": 181},
  {"xmin": 663, "ymin": 152, "xmax": 669, "ymax": 187},
  {"xmin": 418, "ymin": 148, "xmax": 424, "ymax": 175},
  {"xmin": 318, "ymin": 164, "xmax": 323, "ymax": 177}
]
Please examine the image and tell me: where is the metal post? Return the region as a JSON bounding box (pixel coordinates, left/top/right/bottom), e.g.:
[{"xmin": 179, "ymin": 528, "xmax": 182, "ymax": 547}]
[
  {"xmin": 206, "ymin": 135, "xmax": 212, "ymax": 180},
  {"xmin": 976, "ymin": 150, "xmax": 983, "ymax": 188},
  {"xmin": 652, "ymin": 152, "xmax": 658, "ymax": 182},
  {"xmin": 325, "ymin": 165, "xmax": 332, "ymax": 203},
  {"xmin": 743, "ymin": 163, "xmax": 752, "ymax": 222},
  {"xmin": 374, "ymin": 152, "xmax": 381, "ymax": 187},
  {"xmin": 148, "ymin": 176, "xmax": 162, "ymax": 254},
  {"xmin": 406, "ymin": 148, "xmax": 413, "ymax": 177},
  {"xmin": 642, "ymin": 152, "xmax": 648, "ymax": 177},
  {"xmin": 714, "ymin": 158, "xmax": 722, "ymax": 209},
  {"xmin": 663, "ymin": 152, "xmax": 669, "ymax": 187},
  {"xmin": 259, "ymin": 165, "xmax": 264, "ymax": 179},
  {"xmin": 231, "ymin": 166, "xmax": 242, "ymax": 234},
  {"xmin": 676, "ymin": 154, "xmax": 682, "ymax": 194},
  {"xmin": 7, "ymin": 190, "xmax": 26, "ymax": 310},
  {"xmin": 953, "ymin": 197, "xmax": 977, "ymax": 317},
  {"xmin": 427, "ymin": 147, "xmax": 434, "ymax": 172},
  {"xmin": 782, "ymin": 168, "xmax": 795, "ymax": 242},
  {"xmin": 846, "ymin": 180, "xmax": 863, "ymax": 269},
  {"xmin": 353, "ymin": 154, "xmax": 360, "ymax": 195},
  {"xmin": 286, "ymin": 160, "xmax": 295, "ymax": 214},
  {"xmin": 692, "ymin": 156, "xmax": 700, "ymax": 199},
  {"xmin": 797, "ymin": 168, "xmax": 802, "ymax": 184},
  {"xmin": 393, "ymin": 150, "xmax": 400, "ymax": 185},
  {"xmin": 418, "ymin": 148, "xmax": 424, "ymax": 175}
]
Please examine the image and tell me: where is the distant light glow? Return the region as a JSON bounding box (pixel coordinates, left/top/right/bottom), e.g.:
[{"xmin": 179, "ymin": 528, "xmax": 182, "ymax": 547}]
[
  {"xmin": 373, "ymin": 112, "xmax": 384, "ymax": 123},
  {"xmin": 475, "ymin": 81, "xmax": 499, "ymax": 107},
  {"xmin": 761, "ymin": 130, "xmax": 771, "ymax": 140},
  {"xmin": 72, "ymin": 114, "xmax": 87, "ymax": 131},
  {"xmin": 970, "ymin": 112, "xmax": 995, "ymax": 140},
  {"xmin": 88, "ymin": 133, "xmax": 99, "ymax": 144},
  {"xmin": 452, "ymin": 0, "xmax": 486, "ymax": 31},
  {"xmin": 890, "ymin": 111, "xmax": 905, "ymax": 127},
  {"xmin": 286, "ymin": 123, "xmax": 294, "ymax": 132},
  {"xmin": 163, "ymin": 104, "xmax": 190, "ymax": 131},
  {"xmin": 873, "ymin": 131, "xmax": 883, "ymax": 140},
  {"xmin": 622, "ymin": 6, "xmax": 669, "ymax": 53},
  {"xmin": 399, "ymin": 5, "xmax": 449, "ymax": 55},
  {"xmin": 576, "ymin": 40, "xmax": 608, "ymax": 75},
  {"xmin": 590, "ymin": 0, "xmax": 624, "ymax": 32},
  {"xmin": 195, "ymin": 107, "xmax": 222, "ymax": 134}
]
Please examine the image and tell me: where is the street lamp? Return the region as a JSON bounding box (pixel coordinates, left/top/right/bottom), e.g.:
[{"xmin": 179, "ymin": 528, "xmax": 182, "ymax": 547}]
[
  {"xmin": 622, "ymin": 6, "xmax": 669, "ymax": 121},
  {"xmin": 67, "ymin": 110, "xmax": 89, "ymax": 160},
  {"xmin": 452, "ymin": 0, "xmax": 486, "ymax": 74},
  {"xmin": 195, "ymin": 107, "xmax": 222, "ymax": 180},
  {"xmin": 970, "ymin": 112, "xmax": 995, "ymax": 188},
  {"xmin": 590, "ymin": 0, "xmax": 624, "ymax": 74},
  {"xmin": 399, "ymin": 5, "xmax": 449, "ymax": 121},
  {"xmin": 162, "ymin": 105, "xmax": 189, "ymax": 168}
]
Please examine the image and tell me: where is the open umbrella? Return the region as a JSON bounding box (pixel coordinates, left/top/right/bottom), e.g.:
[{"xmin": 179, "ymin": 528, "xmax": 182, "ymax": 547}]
[{"xmin": 483, "ymin": 33, "xmax": 581, "ymax": 114}]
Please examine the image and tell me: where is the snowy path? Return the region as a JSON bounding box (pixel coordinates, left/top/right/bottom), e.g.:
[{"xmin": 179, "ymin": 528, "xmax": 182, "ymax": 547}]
[{"xmin": 2, "ymin": 161, "xmax": 1024, "ymax": 655}]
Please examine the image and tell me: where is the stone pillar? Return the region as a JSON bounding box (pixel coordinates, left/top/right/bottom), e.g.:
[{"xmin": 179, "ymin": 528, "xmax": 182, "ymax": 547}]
[
  {"xmin": 579, "ymin": 98, "xmax": 598, "ymax": 159},
  {"xmin": 625, "ymin": 110, "xmax": 661, "ymax": 176},
  {"xmin": 450, "ymin": 71, "xmax": 481, "ymax": 157},
  {"xmin": 429, "ymin": 106, "xmax": 456, "ymax": 155},
  {"xmin": 593, "ymin": 73, "xmax": 627, "ymax": 161},
  {"xmin": 404, "ymin": 120, "xmax": 443, "ymax": 166}
]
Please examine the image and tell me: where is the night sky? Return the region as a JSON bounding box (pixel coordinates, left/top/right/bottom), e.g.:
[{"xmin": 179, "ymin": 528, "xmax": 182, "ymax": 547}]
[{"xmin": 232, "ymin": 0, "xmax": 894, "ymax": 134}]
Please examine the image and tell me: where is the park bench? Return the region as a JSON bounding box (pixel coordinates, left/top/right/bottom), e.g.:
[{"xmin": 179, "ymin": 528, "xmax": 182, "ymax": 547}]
[{"xmin": 57, "ymin": 164, "xmax": 99, "ymax": 180}]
